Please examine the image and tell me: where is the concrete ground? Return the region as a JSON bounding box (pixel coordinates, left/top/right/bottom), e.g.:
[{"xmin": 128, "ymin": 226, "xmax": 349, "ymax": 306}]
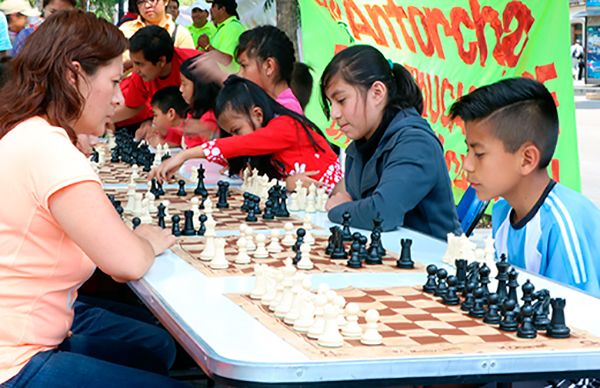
[{"xmin": 576, "ymin": 94, "xmax": 600, "ymax": 207}]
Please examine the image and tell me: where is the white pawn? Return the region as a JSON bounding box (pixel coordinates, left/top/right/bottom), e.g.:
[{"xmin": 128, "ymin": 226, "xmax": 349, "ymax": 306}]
[
  {"xmin": 281, "ymin": 222, "xmax": 295, "ymax": 246},
  {"xmin": 200, "ymin": 235, "xmax": 216, "ymax": 261},
  {"xmin": 261, "ymin": 270, "xmax": 280, "ymax": 306},
  {"xmin": 316, "ymin": 187, "xmax": 328, "ymax": 212},
  {"xmin": 245, "ymin": 228, "xmax": 256, "ymax": 252},
  {"xmin": 297, "ymin": 243, "xmax": 314, "ymax": 270},
  {"xmin": 274, "ymin": 267, "xmax": 296, "ymax": 318},
  {"xmin": 253, "ymin": 234, "xmax": 269, "ymax": 259},
  {"xmin": 360, "ymin": 309, "xmax": 383, "ymax": 345},
  {"xmin": 189, "ymin": 197, "xmax": 201, "ymax": 220},
  {"xmin": 317, "ymin": 304, "xmax": 344, "ymax": 348},
  {"xmin": 283, "ymin": 277, "xmax": 304, "ymax": 325},
  {"xmin": 307, "ymin": 293, "xmax": 328, "ymax": 339},
  {"xmin": 131, "ymin": 193, "xmax": 143, "ymax": 218},
  {"xmin": 334, "ymin": 295, "xmax": 347, "ymax": 328},
  {"xmin": 341, "ymin": 303, "xmax": 362, "ymax": 338},
  {"xmin": 250, "ymin": 264, "xmax": 267, "ymax": 299},
  {"xmin": 302, "ymin": 220, "xmax": 315, "ymax": 245},
  {"xmin": 293, "ymin": 294, "xmax": 315, "ymax": 332},
  {"xmin": 145, "ymin": 191, "xmax": 157, "ymax": 214},
  {"xmin": 235, "ymin": 237, "xmax": 251, "ymax": 264},
  {"xmin": 139, "ymin": 198, "xmax": 153, "ymax": 224},
  {"xmin": 209, "ymin": 238, "xmax": 229, "ymax": 269},
  {"xmin": 305, "ymin": 184, "xmax": 317, "ymax": 213},
  {"xmin": 267, "ymin": 230, "xmax": 283, "ymax": 253},
  {"xmin": 288, "ymin": 192, "xmax": 299, "ymax": 212}
]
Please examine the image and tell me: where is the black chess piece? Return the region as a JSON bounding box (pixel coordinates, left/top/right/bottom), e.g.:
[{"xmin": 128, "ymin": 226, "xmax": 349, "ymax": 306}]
[
  {"xmin": 521, "ymin": 279, "xmax": 535, "ymax": 308},
  {"xmin": 442, "ymin": 275, "xmax": 460, "ymax": 305},
  {"xmin": 252, "ymin": 196, "xmax": 262, "ymax": 215},
  {"xmin": 182, "ymin": 210, "xmax": 196, "ymax": 236},
  {"xmin": 150, "ymin": 178, "xmax": 161, "ymax": 199},
  {"xmin": 455, "ymin": 259, "xmax": 468, "ymax": 292},
  {"xmin": 365, "ymin": 231, "xmax": 383, "ymax": 265},
  {"xmin": 396, "ymin": 238, "xmax": 415, "ymax": 269},
  {"xmin": 262, "ymin": 200, "xmax": 275, "ymax": 220},
  {"xmin": 423, "ymin": 264, "xmax": 438, "ymax": 293},
  {"xmin": 461, "ymin": 282, "xmax": 476, "ymax": 312},
  {"xmin": 293, "ymin": 228, "xmax": 306, "ymax": 253},
  {"xmin": 517, "ymin": 305, "xmax": 537, "ymax": 339},
  {"xmin": 268, "ymin": 185, "xmax": 280, "ymax": 214},
  {"xmin": 499, "ymin": 299, "xmax": 518, "ymax": 332},
  {"xmin": 358, "ymin": 236, "xmax": 369, "ymax": 262},
  {"xmin": 372, "ymin": 217, "xmax": 386, "ymax": 257},
  {"xmin": 347, "ymin": 241, "xmax": 362, "ymax": 269},
  {"xmin": 495, "ymin": 254, "xmax": 510, "ymax": 304},
  {"xmin": 276, "ymin": 187, "xmax": 290, "ymax": 217},
  {"xmin": 115, "ymin": 203, "xmax": 124, "ymax": 217},
  {"xmin": 341, "ymin": 212, "xmax": 352, "ymax": 241},
  {"xmin": 216, "ymin": 181, "xmax": 230, "ymax": 209},
  {"xmin": 194, "ymin": 165, "xmax": 208, "ymax": 197},
  {"xmin": 507, "ymin": 269, "xmax": 519, "ymax": 308},
  {"xmin": 293, "ymin": 245, "xmax": 302, "ymax": 265},
  {"xmin": 171, "ymin": 214, "xmax": 181, "ymax": 236},
  {"xmin": 245, "ymin": 205, "xmax": 258, "ymax": 222},
  {"xmin": 90, "ymin": 147, "xmax": 99, "ymax": 163},
  {"xmin": 468, "ymin": 287, "xmax": 486, "ymax": 318},
  {"xmin": 479, "ymin": 263, "xmax": 491, "ymax": 296},
  {"xmin": 325, "ymin": 226, "xmax": 337, "ymax": 256},
  {"xmin": 242, "ymin": 192, "xmax": 251, "ymax": 212},
  {"xmin": 349, "ymin": 233, "xmax": 361, "ymax": 256},
  {"xmin": 532, "ymin": 289, "xmax": 551, "ymax": 330},
  {"xmin": 546, "ymin": 298, "xmax": 571, "ymax": 338},
  {"xmin": 330, "ymin": 228, "xmax": 347, "ymax": 260},
  {"xmin": 156, "ymin": 179, "xmax": 165, "ymax": 196},
  {"xmin": 176, "ymin": 180, "xmax": 187, "ymax": 197},
  {"xmin": 483, "ymin": 293, "xmax": 501, "ymax": 325},
  {"xmin": 131, "ymin": 217, "xmax": 141, "ymax": 230},
  {"xmin": 197, "ymin": 214, "xmax": 207, "ymax": 236},
  {"xmin": 466, "ymin": 261, "xmax": 480, "ymax": 286},
  {"xmin": 434, "ymin": 268, "xmax": 449, "ymax": 297},
  {"xmin": 157, "ymin": 203, "xmax": 166, "ymax": 229}
]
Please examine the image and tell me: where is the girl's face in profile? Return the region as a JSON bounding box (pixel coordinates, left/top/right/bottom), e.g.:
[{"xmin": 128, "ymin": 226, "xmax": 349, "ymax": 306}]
[
  {"xmin": 216, "ymin": 106, "xmax": 263, "ymax": 136},
  {"xmin": 179, "ymin": 73, "xmax": 194, "ymax": 105}
]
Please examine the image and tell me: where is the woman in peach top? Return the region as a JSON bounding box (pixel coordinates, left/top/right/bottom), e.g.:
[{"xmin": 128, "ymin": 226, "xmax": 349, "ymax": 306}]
[{"xmin": 0, "ymin": 11, "xmax": 184, "ymax": 387}]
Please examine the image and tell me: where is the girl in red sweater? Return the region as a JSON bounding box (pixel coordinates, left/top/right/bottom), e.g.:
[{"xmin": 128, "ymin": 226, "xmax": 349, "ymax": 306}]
[{"xmin": 151, "ymin": 75, "xmax": 342, "ymax": 191}]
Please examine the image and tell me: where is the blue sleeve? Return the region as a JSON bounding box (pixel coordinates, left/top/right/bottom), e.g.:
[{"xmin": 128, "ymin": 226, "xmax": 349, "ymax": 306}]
[
  {"xmin": 0, "ymin": 12, "xmax": 11, "ymax": 52},
  {"xmin": 328, "ymin": 130, "xmax": 442, "ymax": 232},
  {"xmin": 11, "ymin": 27, "xmax": 32, "ymax": 56},
  {"xmin": 543, "ymin": 222, "xmax": 600, "ymax": 298}
]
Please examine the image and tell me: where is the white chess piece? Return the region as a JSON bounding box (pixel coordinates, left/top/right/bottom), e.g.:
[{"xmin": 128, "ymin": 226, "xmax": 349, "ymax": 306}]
[
  {"xmin": 307, "ymin": 294, "xmax": 327, "ymax": 339},
  {"xmin": 274, "ymin": 266, "xmax": 296, "ymax": 318},
  {"xmin": 334, "ymin": 295, "xmax": 347, "ymax": 328},
  {"xmin": 341, "ymin": 303, "xmax": 362, "ymax": 338},
  {"xmin": 302, "ymin": 220, "xmax": 315, "ymax": 245},
  {"xmin": 297, "ymin": 243, "xmax": 314, "ymax": 270},
  {"xmin": 250, "ymin": 264, "xmax": 267, "ymax": 299},
  {"xmin": 305, "ymin": 184, "xmax": 317, "ymax": 213},
  {"xmin": 261, "ymin": 269, "xmax": 280, "ymax": 305},
  {"xmin": 235, "ymin": 237, "xmax": 251, "ymax": 264},
  {"xmin": 131, "ymin": 193, "xmax": 143, "ymax": 218},
  {"xmin": 145, "ymin": 191, "xmax": 157, "ymax": 214},
  {"xmin": 245, "ymin": 228, "xmax": 256, "ymax": 252},
  {"xmin": 283, "ymin": 276, "xmax": 304, "ymax": 325},
  {"xmin": 209, "ymin": 238, "xmax": 229, "ymax": 269},
  {"xmin": 316, "ymin": 187, "xmax": 328, "ymax": 212},
  {"xmin": 360, "ymin": 309, "xmax": 383, "ymax": 345},
  {"xmin": 140, "ymin": 198, "xmax": 153, "ymax": 224},
  {"xmin": 293, "ymin": 294, "xmax": 315, "ymax": 332},
  {"xmin": 317, "ymin": 304, "xmax": 344, "ymax": 348},
  {"xmin": 288, "ymin": 192, "xmax": 299, "ymax": 212},
  {"xmin": 267, "ymin": 230, "xmax": 283, "ymax": 253},
  {"xmin": 281, "ymin": 222, "xmax": 295, "ymax": 246},
  {"xmin": 200, "ymin": 235, "xmax": 216, "ymax": 261},
  {"xmin": 253, "ymin": 234, "xmax": 269, "ymax": 259},
  {"xmin": 190, "ymin": 197, "xmax": 201, "ymax": 220}
]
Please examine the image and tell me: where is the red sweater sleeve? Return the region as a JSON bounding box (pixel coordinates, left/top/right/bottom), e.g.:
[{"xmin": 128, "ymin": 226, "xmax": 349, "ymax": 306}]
[
  {"xmin": 121, "ymin": 73, "xmax": 149, "ymax": 109},
  {"xmin": 210, "ymin": 116, "xmax": 298, "ymax": 159}
]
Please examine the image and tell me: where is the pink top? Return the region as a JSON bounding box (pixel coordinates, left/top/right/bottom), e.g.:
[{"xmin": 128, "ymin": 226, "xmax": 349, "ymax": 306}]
[
  {"xmin": 0, "ymin": 117, "xmax": 99, "ymax": 383},
  {"xmin": 276, "ymin": 88, "xmax": 303, "ymax": 115}
]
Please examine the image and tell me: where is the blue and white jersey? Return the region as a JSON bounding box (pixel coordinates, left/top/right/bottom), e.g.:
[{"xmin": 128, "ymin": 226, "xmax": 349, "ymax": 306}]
[{"xmin": 492, "ymin": 181, "xmax": 600, "ymax": 298}]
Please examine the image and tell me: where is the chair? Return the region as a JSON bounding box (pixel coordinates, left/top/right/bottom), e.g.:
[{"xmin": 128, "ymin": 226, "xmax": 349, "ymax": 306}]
[{"xmin": 456, "ymin": 186, "xmax": 490, "ymax": 237}]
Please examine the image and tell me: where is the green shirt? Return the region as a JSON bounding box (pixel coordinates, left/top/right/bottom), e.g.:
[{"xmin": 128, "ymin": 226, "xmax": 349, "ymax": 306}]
[
  {"xmin": 187, "ymin": 21, "xmax": 216, "ymax": 50},
  {"xmin": 211, "ymin": 16, "xmax": 245, "ymax": 59}
]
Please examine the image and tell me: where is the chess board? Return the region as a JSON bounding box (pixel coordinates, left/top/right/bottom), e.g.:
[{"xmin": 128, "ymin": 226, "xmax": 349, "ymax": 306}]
[
  {"xmin": 104, "ymin": 187, "xmax": 313, "ymax": 231},
  {"xmin": 97, "ymin": 162, "xmax": 149, "ymax": 185},
  {"xmin": 173, "ymin": 235, "xmax": 423, "ymax": 277},
  {"xmin": 227, "ymin": 286, "xmax": 600, "ymax": 360}
]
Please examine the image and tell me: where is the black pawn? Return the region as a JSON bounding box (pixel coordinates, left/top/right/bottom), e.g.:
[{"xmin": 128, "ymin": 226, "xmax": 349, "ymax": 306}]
[
  {"xmin": 276, "ymin": 188, "xmax": 290, "ymax": 217},
  {"xmin": 507, "ymin": 269, "xmax": 519, "ymax": 304},
  {"xmin": 479, "ymin": 263, "xmax": 491, "ymax": 296},
  {"xmin": 262, "ymin": 200, "xmax": 275, "ymax": 220},
  {"xmin": 347, "ymin": 241, "xmax": 362, "ymax": 268},
  {"xmin": 252, "ymin": 196, "xmax": 261, "ymax": 215},
  {"xmin": 469, "ymin": 287, "xmax": 486, "ymax": 318},
  {"xmin": 455, "ymin": 259, "xmax": 467, "ymax": 292},
  {"xmin": 241, "ymin": 192, "xmax": 251, "ymax": 212},
  {"xmin": 365, "ymin": 231, "xmax": 382, "ymax": 265},
  {"xmin": 434, "ymin": 268, "xmax": 449, "ymax": 297},
  {"xmin": 176, "ymin": 180, "xmax": 187, "ymax": 197},
  {"xmin": 157, "ymin": 203, "xmax": 166, "ymax": 229},
  {"xmin": 521, "ymin": 279, "xmax": 535, "ymax": 307},
  {"xmin": 461, "ymin": 282, "xmax": 476, "ymax": 311},
  {"xmin": 499, "ymin": 299, "xmax": 518, "ymax": 332},
  {"xmin": 216, "ymin": 181, "xmax": 230, "ymax": 209},
  {"xmin": 182, "ymin": 210, "xmax": 196, "ymax": 236},
  {"xmin": 423, "ymin": 264, "xmax": 438, "ymax": 293},
  {"xmin": 156, "ymin": 179, "xmax": 165, "ymax": 196},
  {"xmin": 341, "ymin": 212, "xmax": 352, "ymax": 241},
  {"xmin": 442, "ymin": 275, "xmax": 460, "ymax": 305},
  {"xmin": 396, "ymin": 238, "xmax": 414, "ymax": 269},
  {"xmin": 150, "ymin": 178, "xmax": 161, "ymax": 199},
  {"xmin": 483, "ymin": 293, "xmax": 502, "ymax": 325},
  {"xmin": 293, "ymin": 228, "xmax": 306, "ymax": 253},
  {"xmin": 358, "ymin": 236, "xmax": 369, "ymax": 261},
  {"xmin": 171, "ymin": 214, "xmax": 181, "ymax": 236},
  {"xmin": 197, "ymin": 214, "xmax": 207, "ymax": 236},
  {"xmin": 546, "ymin": 298, "xmax": 571, "ymax": 338},
  {"xmin": 245, "ymin": 205, "xmax": 258, "ymax": 222},
  {"xmin": 132, "ymin": 217, "xmax": 141, "ymax": 230},
  {"xmin": 517, "ymin": 305, "xmax": 537, "ymax": 339}
]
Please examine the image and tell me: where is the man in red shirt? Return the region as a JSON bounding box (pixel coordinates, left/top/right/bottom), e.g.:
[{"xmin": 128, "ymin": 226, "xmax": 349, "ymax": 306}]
[{"xmin": 113, "ymin": 25, "xmax": 199, "ymax": 135}]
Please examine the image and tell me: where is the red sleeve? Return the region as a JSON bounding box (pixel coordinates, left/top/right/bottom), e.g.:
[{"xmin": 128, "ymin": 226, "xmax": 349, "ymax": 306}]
[
  {"xmin": 164, "ymin": 126, "xmax": 183, "ymax": 145},
  {"xmin": 121, "ymin": 73, "xmax": 150, "ymax": 109},
  {"xmin": 211, "ymin": 116, "xmax": 298, "ymax": 159},
  {"xmin": 200, "ymin": 110, "xmax": 219, "ymax": 133}
]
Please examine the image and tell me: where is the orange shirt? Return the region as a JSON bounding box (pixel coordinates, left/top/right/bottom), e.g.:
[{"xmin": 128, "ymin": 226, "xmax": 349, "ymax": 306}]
[{"xmin": 0, "ymin": 117, "xmax": 99, "ymax": 383}]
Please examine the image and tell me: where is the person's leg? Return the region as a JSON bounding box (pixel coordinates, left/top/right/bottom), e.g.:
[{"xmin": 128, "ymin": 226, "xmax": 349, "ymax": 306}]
[
  {"xmin": 3, "ymin": 349, "xmax": 187, "ymax": 388},
  {"xmin": 69, "ymin": 300, "xmax": 177, "ymax": 374}
]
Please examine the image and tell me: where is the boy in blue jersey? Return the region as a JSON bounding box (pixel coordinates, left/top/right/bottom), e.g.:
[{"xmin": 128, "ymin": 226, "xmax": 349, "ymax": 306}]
[{"xmin": 449, "ymin": 77, "xmax": 600, "ymax": 298}]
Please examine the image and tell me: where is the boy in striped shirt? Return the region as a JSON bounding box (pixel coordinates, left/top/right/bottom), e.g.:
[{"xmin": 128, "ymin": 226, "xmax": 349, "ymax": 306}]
[{"xmin": 450, "ymin": 77, "xmax": 600, "ymax": 298}]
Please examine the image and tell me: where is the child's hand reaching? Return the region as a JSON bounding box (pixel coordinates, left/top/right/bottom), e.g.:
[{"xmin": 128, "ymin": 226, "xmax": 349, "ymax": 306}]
[
  {"xmin": 285, "ymin": 171, "xmax": 323, "ymax": 192},
  {"xmin": 148, "ymin": 152, "xmax": 186, "ymax": 183}
]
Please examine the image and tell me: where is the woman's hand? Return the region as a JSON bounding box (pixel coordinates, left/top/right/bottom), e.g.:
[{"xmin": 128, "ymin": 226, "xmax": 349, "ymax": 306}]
[
  {"xmin": 134, "ymin": 224, "xmax": 177, "ymax": 256},
  {"xmin": 326, "ymin": 191, "xmax": 352, "ymax": 210}
]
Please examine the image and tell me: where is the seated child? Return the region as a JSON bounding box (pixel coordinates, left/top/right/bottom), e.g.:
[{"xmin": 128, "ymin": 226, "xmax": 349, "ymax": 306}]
[
  {"xmin": 320, "ymin": 45, "xmax": 461, "ymax": 238},
  {"xmin": 450, "ymin": 77, "xmax": 600, "ymax": 297},
  {"xmin": 150, "ymin": 75, "xmax": 342, "ymax": 192},
  {"xmin": 148, "ymin": 86, "xmax": 188, "ymax": 147}
]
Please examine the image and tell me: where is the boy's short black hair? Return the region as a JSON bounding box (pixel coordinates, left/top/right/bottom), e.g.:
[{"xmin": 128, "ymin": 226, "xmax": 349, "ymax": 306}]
[
  {"xmin": 129, "ymin": 25, "xmax": 174, "ymax": 64},
  {"xmin": 151, "ymin": 86, "xmax": 188, "ymax": 117},
  {"xmin": 449, "ymin": 77, "xmax": 558, "ymax": 168}
]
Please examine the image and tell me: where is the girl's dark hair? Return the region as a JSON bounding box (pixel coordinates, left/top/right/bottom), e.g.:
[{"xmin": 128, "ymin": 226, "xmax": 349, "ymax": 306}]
[
  {"xmin": 43, "ymin": 0, "xmax": 77, "ymax": 9},
  {"xmin": 215, "ymin": 75, "xmax": 333, "ymax": 178},
  {"xmin": 235, "ymin": 25, "xmax": 313, "ymax": 109},
  {"xmin": 180, "ymin": 55, "xmax": 221, "ymax": 119},
  {"xmin": 0, "ymin": 10, "xmax": 128, "ymax": 142},
  {"xmin": 320, "ymin": 45, "xmax": 423, "ymax": 119}
]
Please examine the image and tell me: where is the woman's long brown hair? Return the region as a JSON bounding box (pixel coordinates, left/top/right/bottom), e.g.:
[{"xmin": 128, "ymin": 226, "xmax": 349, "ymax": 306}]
[{"xmin": 0, "ymin": 10, "xmax": 128, "ymax": 143}]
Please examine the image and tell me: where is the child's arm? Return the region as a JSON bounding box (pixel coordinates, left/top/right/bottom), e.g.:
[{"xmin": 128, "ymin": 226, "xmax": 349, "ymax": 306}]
[
  {"xmin": 149, "ymin": 146, "xmax": 206, "ymax": 183},
  {"xmin": 327, "ymin": 132, "xmax": 441, "ymax": 232}
]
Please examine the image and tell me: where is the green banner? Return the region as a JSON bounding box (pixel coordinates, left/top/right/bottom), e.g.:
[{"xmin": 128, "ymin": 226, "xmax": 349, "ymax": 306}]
[{"xmin": 299, "ymin": 0, "xmax": 581, "ymax": 194}]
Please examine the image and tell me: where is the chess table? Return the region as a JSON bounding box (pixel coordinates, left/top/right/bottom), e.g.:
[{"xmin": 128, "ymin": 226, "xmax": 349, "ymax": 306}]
[{"xmin": 128, "ymin": 211, "xmax": 600, "ymax": 386}]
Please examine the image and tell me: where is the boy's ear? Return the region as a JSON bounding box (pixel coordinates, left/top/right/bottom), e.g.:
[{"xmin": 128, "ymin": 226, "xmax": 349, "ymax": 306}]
[
  {"xmin": 520, "ymin": 142, "xmax": 541, "ymax": 175},
  {"xmin": 166, "ymin": 107, "xmax": 177, "ymax": 120}
]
